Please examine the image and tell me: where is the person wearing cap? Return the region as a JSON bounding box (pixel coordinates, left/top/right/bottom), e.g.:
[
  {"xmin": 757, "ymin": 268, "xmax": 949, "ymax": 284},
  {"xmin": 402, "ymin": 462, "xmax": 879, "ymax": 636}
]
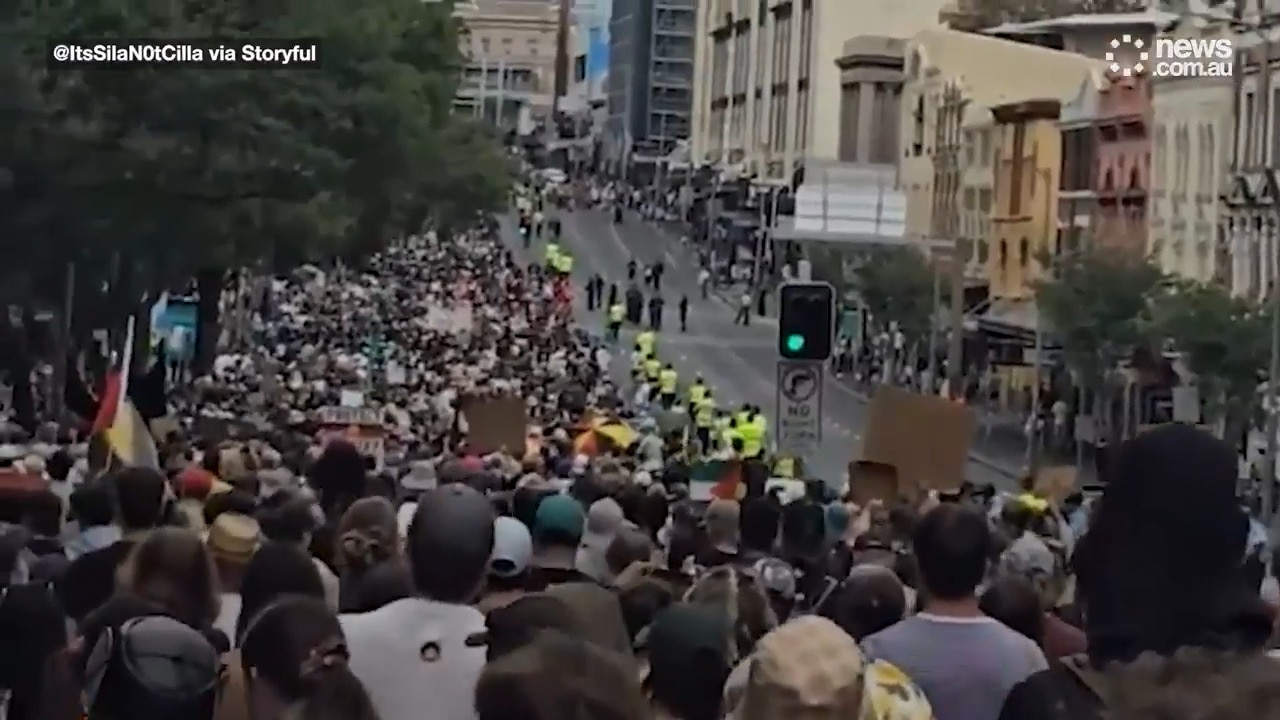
[
  {"xmin": 207, "ymin": 512, "xmax": 260, "ymax": 642},
  {"xmin": 256, "ymin": 488, "xmax": 340, "ymax": 611},
  {"xmin": 529, "ymin": 494, "xmax": 591, "ymax": 586},
  {"xmin": 645, "ymin": 604, "xmax": 736, "ymax": 720},
  {"xmin": 479, "ymin": 517, "xmax": 536, "ymax": 612},
  {"xmin": 695, "ymin": 499, "xmax": 741, "ymax": 569},
  {"xmin": 340, "ymin": 483, "xmax": 495, "ymax": 720},
  {"xmin": 575, "ymin": 498, "xmax": 625, "ymax": 584}
]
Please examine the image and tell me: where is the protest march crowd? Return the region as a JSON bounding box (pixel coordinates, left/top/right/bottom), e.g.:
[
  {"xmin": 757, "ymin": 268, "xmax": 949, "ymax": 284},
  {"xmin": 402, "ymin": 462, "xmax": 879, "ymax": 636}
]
[{"xmin": 0, "ymin": 180, "xmax": 1279, "ymax": 720}]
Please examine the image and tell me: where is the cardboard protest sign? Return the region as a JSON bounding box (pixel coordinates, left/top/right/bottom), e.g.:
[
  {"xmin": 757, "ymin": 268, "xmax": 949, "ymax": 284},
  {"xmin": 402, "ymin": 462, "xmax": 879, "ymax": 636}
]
[
  {"xmin": 1033, "ymin": 465, "xmax": 1078, "ymax": 507},
  {"xmin": 316, "ymin": 405, "xmax": 385, "ymax": 469},
  {"xmin": 460, "ymin": 395, "xmax": 529, "ymax": 455},
  {"xmin": 193, "ymin": 416, "xmax": 260, "ymax": 444},
  {"xmin": 847, "ymin": 460, "xmax": 901, "ymax": 505},
  {"xmin": 315, "ymin": 406, "xmax": 380, "ymax": 427},
  {"xmin": 858, "ymin": 386, "xmax": 975, "ymax": 496}
]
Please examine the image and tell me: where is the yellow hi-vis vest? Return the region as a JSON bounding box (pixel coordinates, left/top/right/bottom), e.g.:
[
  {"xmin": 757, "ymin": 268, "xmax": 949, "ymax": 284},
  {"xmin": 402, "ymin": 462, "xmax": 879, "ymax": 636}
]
[
  {"xmin": 608, "ymin": 304, "xmax": 624, "ymax": 323},
  {"xmin": 740, "ymin": 422, "xmax": 763, "ymax": 458},
  {"xmin": 659, "ymin": 369, "xmax": 677, "ymax": 394},
  {"xmin": 644, "ymin": 358, "xmax": 661, "ymax": 381},
  {"xmin": 636, "ymin": 331, "xmax": 656, "ymax": 357},
  {"xmin": 556, "ymin": 255, "xmax": 573, "ymax": 274},
  {"xmin": 688, "ymin": 383, "xmax": 707, "ymax": 404},
  {"xmin": 695, "ymin": 399, "xmax": 715, "ymax": 427},
  {"xmin": 545, "ymin": 243, "xmax": 561, "ymax": 263}
]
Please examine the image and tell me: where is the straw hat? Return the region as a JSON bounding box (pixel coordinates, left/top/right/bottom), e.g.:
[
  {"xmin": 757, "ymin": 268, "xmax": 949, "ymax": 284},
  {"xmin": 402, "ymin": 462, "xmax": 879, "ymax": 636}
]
[{"xmin": 207, "ymin": 513, "xmax": 259, "ymax": 564}]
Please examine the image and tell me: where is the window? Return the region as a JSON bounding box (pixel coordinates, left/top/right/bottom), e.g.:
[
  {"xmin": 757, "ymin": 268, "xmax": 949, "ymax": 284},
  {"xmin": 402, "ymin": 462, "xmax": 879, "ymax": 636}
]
[
  {"xmin": 796, "ymin": 84, "xmax": 809, "ymax": 153},
  {"xmin": 979, "ymin": 188, "xmax": 992, "ymax": 212},
  {"xmin": 963, "ymin": 187, "xmax": 976, "ymax": 210},
  {"xmin": 1244, "ymin": 91, "xmax": 1255, "ymax": 164},
  {"xmin": 841, "ymin": 84, "xmax": 861, "ymax": 161},
  {"xmin": 1019, "ymin": 237, "xmax": 1030, "ymax": 266},
  {"xmin": 1009, "ymin": 124, "xmax": 1026, "ymax": 215},
  {"xmin": 481, "ymin": 37, "xmax": 491, "ymax": 53},
  {"xmin": 798, "ymin": 0, "xmax": 813, "ymax": 81}
]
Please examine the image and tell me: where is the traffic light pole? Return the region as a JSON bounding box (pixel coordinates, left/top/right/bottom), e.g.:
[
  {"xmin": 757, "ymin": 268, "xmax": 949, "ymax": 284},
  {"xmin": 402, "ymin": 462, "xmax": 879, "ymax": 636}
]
[{"xmin": 776, "ymin": 281, "xmax": 836, "ymax": 467}]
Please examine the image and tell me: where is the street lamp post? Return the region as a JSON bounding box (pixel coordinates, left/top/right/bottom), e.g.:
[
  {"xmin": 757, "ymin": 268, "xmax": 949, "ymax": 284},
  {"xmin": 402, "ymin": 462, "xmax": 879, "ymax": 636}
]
[{"xmin": 927, "ymin": 80, "xmax": 969, "ymax": 397}]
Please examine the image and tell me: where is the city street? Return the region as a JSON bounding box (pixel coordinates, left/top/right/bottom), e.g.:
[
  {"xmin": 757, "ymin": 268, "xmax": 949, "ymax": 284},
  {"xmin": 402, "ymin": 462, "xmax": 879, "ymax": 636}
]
[{"xmin": 507, "ymin": 206, "xmax": 1032, "ymax": 491}]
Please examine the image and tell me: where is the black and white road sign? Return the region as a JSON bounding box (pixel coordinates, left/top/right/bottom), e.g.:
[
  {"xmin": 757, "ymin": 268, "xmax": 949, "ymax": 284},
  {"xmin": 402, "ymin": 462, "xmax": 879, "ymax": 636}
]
[{"xmin": 776, "ymin": 360, "xmax": 823, "ymax": 457}]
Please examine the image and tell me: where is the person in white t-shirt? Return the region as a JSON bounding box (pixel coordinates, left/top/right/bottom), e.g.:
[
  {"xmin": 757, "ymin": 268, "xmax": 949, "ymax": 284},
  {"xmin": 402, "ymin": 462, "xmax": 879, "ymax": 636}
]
[{"xmin": 340, "ymin": 484, "xmax": 494, "ymax": 720}]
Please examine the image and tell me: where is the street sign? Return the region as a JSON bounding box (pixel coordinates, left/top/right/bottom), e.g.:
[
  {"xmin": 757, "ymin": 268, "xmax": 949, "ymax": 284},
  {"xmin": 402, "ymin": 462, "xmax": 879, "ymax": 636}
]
[{"xmin": 776, "ymin": 360, "xmax": 823, "ymax": 458}]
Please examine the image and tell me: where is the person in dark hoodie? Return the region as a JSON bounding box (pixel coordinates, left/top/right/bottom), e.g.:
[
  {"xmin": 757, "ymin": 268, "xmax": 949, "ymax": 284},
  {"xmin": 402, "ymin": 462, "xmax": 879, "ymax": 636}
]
[{"xmin": 998, "ymin": 424, "xmax": 1280, "ymax": 720}]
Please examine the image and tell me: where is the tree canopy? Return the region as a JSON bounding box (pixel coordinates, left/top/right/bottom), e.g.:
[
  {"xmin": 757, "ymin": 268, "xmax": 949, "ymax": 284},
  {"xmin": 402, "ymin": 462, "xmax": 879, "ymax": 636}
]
[
  {"xmin": 850, "ymin": 247, "xmax": 937, "ymax": 343},
  {"xmin": 1152, "ymin": 278, "xmax": 1269, "ymax": 428},
  {"xmin": 1034, "ymin": 249, "xmax": 1166, "ymax": 391},
  {"xmin": 1, "ymin": 0, "xmax": 512, "ymax": 336},
  {"xmin": 1036, "ymin": 248, "xmax": 1271, "ymax": 432}
]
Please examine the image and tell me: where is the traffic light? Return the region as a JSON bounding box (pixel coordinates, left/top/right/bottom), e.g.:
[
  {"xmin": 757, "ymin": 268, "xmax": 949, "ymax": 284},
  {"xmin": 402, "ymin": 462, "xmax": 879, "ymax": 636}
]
[{"xmin": 777, "ymin": 281, "xmax": 835, "ymax": 360}]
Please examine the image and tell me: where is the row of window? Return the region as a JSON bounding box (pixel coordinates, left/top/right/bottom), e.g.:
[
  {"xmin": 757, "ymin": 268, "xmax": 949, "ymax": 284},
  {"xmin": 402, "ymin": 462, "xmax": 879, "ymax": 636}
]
[
  {"xmin": 475, "ymin": 35, "xmax": 548, "ymax": 57},
  {"xmin": 1152, "ymin": 120, "xmax": 1223, "ymax": 197},
  {"xmin": 702, "ymin": 0, "xmax": 812, "ymax": 157},
  {"xmin": 1238, "ymin": 88, "xmax": 1280, "ymax": 168}
]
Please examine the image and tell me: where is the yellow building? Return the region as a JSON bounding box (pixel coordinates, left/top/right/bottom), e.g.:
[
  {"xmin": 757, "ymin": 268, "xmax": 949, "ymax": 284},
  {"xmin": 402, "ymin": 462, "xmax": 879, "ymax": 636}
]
[
  {"xmin": 900, "ymin": 29, "xmax": 1101, "ymax": 256},
  {"xmin": 988, "ymin": 99, "xmax": 1063, "ymax": 301}
]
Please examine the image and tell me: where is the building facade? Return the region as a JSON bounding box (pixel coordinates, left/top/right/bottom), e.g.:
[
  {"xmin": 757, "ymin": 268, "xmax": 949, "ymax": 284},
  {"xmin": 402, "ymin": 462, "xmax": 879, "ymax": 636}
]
[
  {"xmin": 1148, "ymin": 20, "xmax": 1232, "ymax": 285},
  {"xmin": 1093, "ymin": 74, "xmax": 1152, "ymax": 256},
  {"xmin": 834, "ymin": 36, "xmax": 905, "ymax": 166},
  {"xmin": 691, "ymin": 0, "xmax": 950, "ymax": 181},
  {"xmin": 1059, "ymin": 75, "xmax": 1101, "ymax": 261},
  {"xmin": 604, "ymin": 0, "xmax": 696, "ymax": 164},
  {"xmin": 960, "ymin": 106, "xmax": 996, "ymax": 281},
  {"xmin": 989, "ymin": 99, "xmax": 1064, "ymax": 301},
  {"xmin": 455, "ymin": 0, "xmax": 562, "ymax": 122},
  {"xmin": 900, "ymin": 30, "xmax": 1101, "ymax": 257},
  {"xmin": 1224, "ymin": 21, "xmax": 1278, "ymax": 301},
  {"xmin": 564, "ymin": 0, "xmax": 613, "ymax": 112}
]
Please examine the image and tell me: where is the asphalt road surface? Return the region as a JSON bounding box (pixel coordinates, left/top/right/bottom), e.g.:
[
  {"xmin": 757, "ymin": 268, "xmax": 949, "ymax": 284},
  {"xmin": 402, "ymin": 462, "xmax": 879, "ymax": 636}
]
[{"xmin": 500, "ymin": 207, "xmax": 1025, "ymax": 491}]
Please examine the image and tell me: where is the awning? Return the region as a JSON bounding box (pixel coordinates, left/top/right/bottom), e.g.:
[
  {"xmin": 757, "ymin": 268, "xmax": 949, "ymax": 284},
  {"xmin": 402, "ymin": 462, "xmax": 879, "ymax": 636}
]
[{"xmin": 972, "ymin": 297, "xmax": 1038, "ymax": 336}]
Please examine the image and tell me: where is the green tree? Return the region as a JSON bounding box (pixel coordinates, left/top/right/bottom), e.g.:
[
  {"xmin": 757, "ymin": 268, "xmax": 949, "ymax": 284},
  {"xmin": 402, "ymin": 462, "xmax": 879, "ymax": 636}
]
[
  {"xmin": 851, "ymin": 247, "xmax": 938, "ymax": 344},
  {"xmin": 0, "ymin": 0, "xmax": 511, "ymax": 362},
  {"xmin": 1034, "ymin": 249, "xmax": 1166, "ymax": 439},
  {"xmin": 1154, "ymin": 279, "xmax": 1268, "ymax": 437}
]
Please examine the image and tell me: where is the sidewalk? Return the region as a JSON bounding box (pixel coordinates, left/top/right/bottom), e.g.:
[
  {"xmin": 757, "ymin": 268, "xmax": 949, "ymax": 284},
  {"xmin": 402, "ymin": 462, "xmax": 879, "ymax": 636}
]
[{"xmin": 708, "ymin": 285, "xmax": 1101, "ymax": 484}]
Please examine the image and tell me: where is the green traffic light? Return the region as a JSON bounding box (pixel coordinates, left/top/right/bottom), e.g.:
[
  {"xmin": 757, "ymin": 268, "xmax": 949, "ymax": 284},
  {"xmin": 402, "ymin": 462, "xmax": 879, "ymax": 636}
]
[{"xmin": 785, "ymin": 334, "xmax": 805, "ymax": 352}]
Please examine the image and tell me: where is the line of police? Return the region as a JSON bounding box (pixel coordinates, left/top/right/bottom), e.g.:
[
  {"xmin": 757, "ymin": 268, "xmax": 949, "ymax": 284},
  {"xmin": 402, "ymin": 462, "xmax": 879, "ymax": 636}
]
[
  {"xmin": 625, "ymin": 326, "xmax": 769, "ymax": 460},
  {"xmin": 515, "ymin": 186, "xmax": 771, "ymax": 463}
]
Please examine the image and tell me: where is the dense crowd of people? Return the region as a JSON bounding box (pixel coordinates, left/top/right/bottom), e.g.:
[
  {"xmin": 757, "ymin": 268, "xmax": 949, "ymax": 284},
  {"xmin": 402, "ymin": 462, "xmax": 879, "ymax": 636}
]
[{"xmin": 0, "ymin": 191, "xmax": 1278, "ymax": 720}]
